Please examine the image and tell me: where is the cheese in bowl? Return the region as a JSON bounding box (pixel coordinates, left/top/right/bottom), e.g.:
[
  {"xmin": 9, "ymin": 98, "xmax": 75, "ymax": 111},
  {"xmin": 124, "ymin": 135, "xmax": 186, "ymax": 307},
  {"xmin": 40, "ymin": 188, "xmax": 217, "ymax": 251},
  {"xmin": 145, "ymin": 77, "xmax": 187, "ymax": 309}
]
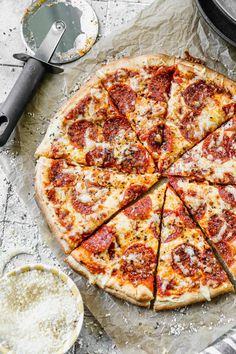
[{"xmin": 0, "ymin": 264, "xmax": 84, "ymax": 354}]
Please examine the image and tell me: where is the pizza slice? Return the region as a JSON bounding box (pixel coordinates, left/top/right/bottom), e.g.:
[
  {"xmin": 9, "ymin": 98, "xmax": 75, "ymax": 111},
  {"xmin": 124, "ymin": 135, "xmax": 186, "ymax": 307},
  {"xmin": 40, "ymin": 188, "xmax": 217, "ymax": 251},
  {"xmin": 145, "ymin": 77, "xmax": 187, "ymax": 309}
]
[
  {"xmin": 97, "ymin": 54, "xmax": 176, "ymax": 162},
  {"xmin": 154, "ymin": 186, "xmax": 233, "ymax": 311},
  {"xmin": 35, "ymin": 157, "xmax": 158, "ymax": 253},
  {"xmin": 35, "ymin": 77, "xmax": 155, "ymax": 174},
  {"xmin": 67, "ymin": 183, "xmax": 167, "ymax": 307},
  {"xmin": 167, "ymin": 117, "xmax": 236, "ymax": 184},
  {"xmin": 158, "ymin": 60, "xmax": 236, "ymax": 171},
  {"xmin": 169, "ymin": 177, "xmax": 236, "ymax": 281}
]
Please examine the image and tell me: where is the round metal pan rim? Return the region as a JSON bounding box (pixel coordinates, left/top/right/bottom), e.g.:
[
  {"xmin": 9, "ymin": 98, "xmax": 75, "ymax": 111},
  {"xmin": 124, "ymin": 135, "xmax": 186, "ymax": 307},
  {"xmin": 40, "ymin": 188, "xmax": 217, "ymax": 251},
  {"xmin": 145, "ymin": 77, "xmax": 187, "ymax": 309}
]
[
  {"xmin": 195, "ymin": 0, "xmax": 236, "ymax": 48},
  {"xmin": 212, "ymin": 0, "xmax": 236, "ymax": 25}
]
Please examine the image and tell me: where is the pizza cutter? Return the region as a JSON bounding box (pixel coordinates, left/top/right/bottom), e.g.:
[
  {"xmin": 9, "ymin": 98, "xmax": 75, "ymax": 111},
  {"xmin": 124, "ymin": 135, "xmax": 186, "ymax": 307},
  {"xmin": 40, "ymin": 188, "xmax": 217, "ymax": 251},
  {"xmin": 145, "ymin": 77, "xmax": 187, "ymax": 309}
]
[{"xmin": 0, "ymin": 0, "xmax": 98, "ymax": 146}]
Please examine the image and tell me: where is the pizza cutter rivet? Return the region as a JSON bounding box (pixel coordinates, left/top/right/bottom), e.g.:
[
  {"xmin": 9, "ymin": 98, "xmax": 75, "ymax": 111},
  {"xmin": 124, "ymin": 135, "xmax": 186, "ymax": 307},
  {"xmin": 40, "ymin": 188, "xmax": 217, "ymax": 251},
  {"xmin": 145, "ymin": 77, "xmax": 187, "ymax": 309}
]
[{"xmin": 55, "ymin": 21, "xmax": 66, "ymax": 31}]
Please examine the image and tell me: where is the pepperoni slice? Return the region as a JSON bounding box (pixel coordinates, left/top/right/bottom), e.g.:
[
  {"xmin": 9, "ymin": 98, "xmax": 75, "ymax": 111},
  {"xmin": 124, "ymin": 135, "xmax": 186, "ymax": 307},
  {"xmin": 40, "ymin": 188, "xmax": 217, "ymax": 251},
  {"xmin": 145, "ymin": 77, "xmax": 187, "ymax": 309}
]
[
  {"xmin": 142, "ymin": 124, "xmax": 163, "ymax": 153},
  {"xmin": 228, "ymin": 133, "xmax": 236, "ymax": 158},
  {"xmin": 163, "ymin": 205, "xmax": 195, "ymax": 243},
  {"xmin": 164, "ymin": 218, "xmax": 183, "ymax": 243},
  {"xmin": 109, "ymin": 84, "xmax": 136, "ymax": 114},
  {"xmin": 160, "ymin": 125, "xmax": 174, "ymax": 158},
  {"xmin": 82, "ymin": 225, "xmax": 116, "ymax": 254},
  {"xmin": 124, "ymin": 196, "xmax": 152, "ymax": 220},
  {"xmin": 223, "ymin": 172, "xmax": 236, "ymax": 184},
  {"xmin": 171, "ymin": 243, "xmax": 201, "ymax": 277},
  {"xmin": 148, "ymin": 66, "xmax": 175, "ymax": 102},
  {"xmin": 202, "ymin": 132, "xmax": 230, "ymax": 162},
  {"xmin": 121, "ymin": 185, "xmax": 148, "ymax": 208},
  {"xmin": 201, "ymin": 248, "xmax": 227, "ymax": 285},
  {"xmin": 120, "ymin": 145, "xmax": 151, "ymax": 174},
  {"xmin": 65, "ymin": 95, "xmax": 91, "ymax": 120},
  {"xmin": 72, "ymin": 199, "xmax": 93, "ymax": 215},
  {"xmin": 208, "ymin": 210, "xmax": 236, "ymax": 243},
  {"xmin": 168, "ymin": 177, "xmax": 182, "ymax": 193},
  {"xmin": 55, "ymin": 207, "xmax": 74, "ymax": 230},
  {"xmin": 85, "ymin": 147, "xmax": 112, "ymax": 167},
  {"xmin": 121, "ymin": 243, "xmax": 156, "ymax": 283},
  {"xmin": 149, "ymin": 220, "xmax": 160, "ymax": 240},
  {"xmin": 46, "ymin": 189, "xmax": 59, "ymax": 204},
  {"xmin": 179, "ymin": 111, "xmax": 199, "ymax": 142},
  {"xmin": 108, "ymin": 242, "xmax": 116, "ymax": 260},
  {"xmin": 84, "ymin": 262, "xmax": 106, "ymax": 274},
  {"xmin": 71, "ymin": 189, "xmax": 97, "ymax": 215},
  {"xmin": 208, "ymin": 215, "xmax": 224, "ymax": 241},
  {"xmin": 67, "ymin": 120, "xmax": 98, "ymax": 148},
  {"xmin": 223, "ymin": 102, "xmax": 236, "ymax": 118},
  {"xmin": 215, "ymin": 241, "xmax": 234, "ymax": 266},
  {"xmin": 218, "ymin": 185, "xmax": 236, "ymax": 207},
  {"xmin": 194, "ymin": 202, "xmax": 207, "ymax": 221},
  {"xmin": 182, "ymin": 80, "xmax": 215, "ymax": 111},
  {"xmin": 48, "ymin": 160, "xmax": 76, "ymax": 187},
  {"xmin": 103, "ymin": 115, "xmax": 131, "ymax": 142},
  {"xmin": 177, "ymin": 204, "xmax": 196, "ymax": 229}
]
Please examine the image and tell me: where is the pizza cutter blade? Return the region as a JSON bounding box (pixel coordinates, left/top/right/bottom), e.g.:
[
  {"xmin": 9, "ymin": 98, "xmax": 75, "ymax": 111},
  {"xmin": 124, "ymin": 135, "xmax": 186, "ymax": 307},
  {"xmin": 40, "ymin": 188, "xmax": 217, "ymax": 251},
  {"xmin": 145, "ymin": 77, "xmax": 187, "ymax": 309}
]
[{"xmin": 0, "ymin": 0, "xmax": 98, "ymax": 146}]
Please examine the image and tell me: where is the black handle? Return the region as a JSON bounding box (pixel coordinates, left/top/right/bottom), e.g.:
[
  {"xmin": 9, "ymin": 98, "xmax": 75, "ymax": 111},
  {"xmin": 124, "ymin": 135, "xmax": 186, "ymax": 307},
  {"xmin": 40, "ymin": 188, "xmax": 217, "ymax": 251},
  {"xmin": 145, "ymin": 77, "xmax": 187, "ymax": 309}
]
[{"xmin": 0, "ymin": 58, "xmax": 46, "ymax": 146}]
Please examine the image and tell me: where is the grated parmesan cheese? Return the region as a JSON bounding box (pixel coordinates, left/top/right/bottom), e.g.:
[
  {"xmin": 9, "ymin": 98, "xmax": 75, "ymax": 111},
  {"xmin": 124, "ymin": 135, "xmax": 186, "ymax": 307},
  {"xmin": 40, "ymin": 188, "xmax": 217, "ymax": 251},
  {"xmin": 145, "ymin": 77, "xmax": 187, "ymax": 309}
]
[{"xmin": 0, "ymin": 269, "xmax": 82, "ymax": 354}]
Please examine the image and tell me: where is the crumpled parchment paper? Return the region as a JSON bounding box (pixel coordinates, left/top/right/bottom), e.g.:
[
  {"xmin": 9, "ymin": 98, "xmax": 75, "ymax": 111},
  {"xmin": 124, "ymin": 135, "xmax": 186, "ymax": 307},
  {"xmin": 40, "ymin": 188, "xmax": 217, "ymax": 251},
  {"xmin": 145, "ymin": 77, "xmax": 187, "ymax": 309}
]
[{"xmin": 0, "ymin": 0, "xmax": 236, "ymax": 353}]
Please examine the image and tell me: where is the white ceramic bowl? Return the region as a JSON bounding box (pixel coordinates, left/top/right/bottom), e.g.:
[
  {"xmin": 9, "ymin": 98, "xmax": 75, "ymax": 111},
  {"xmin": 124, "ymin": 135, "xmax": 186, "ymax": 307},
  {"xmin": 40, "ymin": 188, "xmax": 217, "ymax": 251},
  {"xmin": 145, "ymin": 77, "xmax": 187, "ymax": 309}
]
[{"xmin": 0, "ymin": 264, "xmax": 84, "ymax": 354}]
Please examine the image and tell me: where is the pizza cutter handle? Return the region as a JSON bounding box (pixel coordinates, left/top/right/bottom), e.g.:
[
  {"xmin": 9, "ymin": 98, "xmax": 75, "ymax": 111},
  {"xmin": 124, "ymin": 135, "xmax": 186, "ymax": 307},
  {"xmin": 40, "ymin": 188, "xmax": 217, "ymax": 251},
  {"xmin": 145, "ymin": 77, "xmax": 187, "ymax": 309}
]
[{"xmin": 0, "ymin": 57, "xmax": 46, "ymax": 146}]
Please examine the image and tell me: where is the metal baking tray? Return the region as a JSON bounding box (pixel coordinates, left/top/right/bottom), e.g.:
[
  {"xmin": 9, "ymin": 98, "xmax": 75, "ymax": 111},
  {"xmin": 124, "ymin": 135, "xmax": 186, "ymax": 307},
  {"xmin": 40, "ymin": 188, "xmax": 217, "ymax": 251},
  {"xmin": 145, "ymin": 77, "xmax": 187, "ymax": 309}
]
[{"xmin": 196, "ymin": 0, "xmax": 236, "ymax": 47}]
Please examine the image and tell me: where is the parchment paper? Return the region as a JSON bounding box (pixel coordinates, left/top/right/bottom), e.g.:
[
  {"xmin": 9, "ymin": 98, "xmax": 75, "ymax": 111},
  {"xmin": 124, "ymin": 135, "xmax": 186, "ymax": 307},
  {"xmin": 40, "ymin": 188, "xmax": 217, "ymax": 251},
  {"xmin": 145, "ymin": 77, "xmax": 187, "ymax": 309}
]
[{"xmin": 1, "ymin": 0, "xmax": 236, "ymax": 353}]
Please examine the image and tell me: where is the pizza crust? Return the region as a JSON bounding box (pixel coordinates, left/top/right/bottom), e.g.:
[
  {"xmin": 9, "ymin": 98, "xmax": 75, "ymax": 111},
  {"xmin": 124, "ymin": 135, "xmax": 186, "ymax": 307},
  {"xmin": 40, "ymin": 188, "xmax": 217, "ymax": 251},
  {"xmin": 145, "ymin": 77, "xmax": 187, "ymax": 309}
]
[
  {"xmin": 178, "ymin": 60, "xmax": 236, "ymax": 96},
  {"xmin": 67, "ymin": 255, "xmax": 151, "ymax": 306},
  {"xmin": 96, "ymin": 53, "xmax": 178, "ymax": 78},
  {"xmin": 35, "ymin": 76, "xmax": 101, "ymax": 158},
  {"xmin": 104, "ymin": 287, "xmax": 151, "ymax": 308},
  {"xmin": 35, "ymin": 157, "xmax": 72, "ymax": 253},
  {"xmin": 154, "ymin": 282, "xmax": 234, "ymax": 311}
]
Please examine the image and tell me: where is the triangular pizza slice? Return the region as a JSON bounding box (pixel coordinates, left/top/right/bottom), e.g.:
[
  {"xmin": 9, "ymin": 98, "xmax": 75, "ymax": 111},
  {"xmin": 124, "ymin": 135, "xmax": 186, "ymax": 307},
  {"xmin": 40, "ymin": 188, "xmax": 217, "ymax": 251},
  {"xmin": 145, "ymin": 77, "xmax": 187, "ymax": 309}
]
[
  {"xmin": 35, "ymin": 77, "xmax": 155, "ymax": 174},
  {"xmin": 167, "ymin": 117, "xmax": 236, "ymax": 184},
  {"xmin": 67, "ymin": 183, "xmax": 167, "ymax": 307},
  {"xmin": 158, "ymin": 60, "xmax": 236, "ymax": 171},
  {"xmin": 169, "ymin": 177, "xmax": 236, "ymax": 281},
  {"xmin": 35, "ymin": 157, "xmax": 158, "ymax": 253},
  {"xmin": 97, "ymin": 54, "xmax": 176, "ymax": 162},
  {"xmin": 154, "ymin": 186, "xmax": 233, "ymax": 311}
]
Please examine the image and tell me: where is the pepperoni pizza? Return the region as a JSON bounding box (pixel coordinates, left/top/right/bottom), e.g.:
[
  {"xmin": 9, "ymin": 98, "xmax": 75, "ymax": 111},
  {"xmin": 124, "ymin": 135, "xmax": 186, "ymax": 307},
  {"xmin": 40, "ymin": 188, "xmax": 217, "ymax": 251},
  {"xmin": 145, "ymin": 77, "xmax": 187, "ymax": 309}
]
[
  {"xmin": 169, "ymin": 178, "xmax": 236, "ymax": 280},
  {"xmin": 158, "ymin": 61, "xmax": 236, "ymax": 171},
  {"xmin": 154, "ymin": 186, "xmax": 232, "ymax": 310},
  {"xmin": 35, "ymin": 77, "xmax": 155, "ymax": 174},
  {"xmin": 35, "ymin": 157, "xmax": 158, "ymax": 253},
  {"xmin": 97, "ymin": 55, "xmax": 176, "ymax": 161},
  {"xmin": 35, "ymin": 54, "xmax": 236, "ymax": 311},
  {"xmin": 167, "ymin": 117, "xmax": 236, "ymax": 184},
  {"xmin": 67, "ymin": 183, "xmax": 167, "ymax": 307}
]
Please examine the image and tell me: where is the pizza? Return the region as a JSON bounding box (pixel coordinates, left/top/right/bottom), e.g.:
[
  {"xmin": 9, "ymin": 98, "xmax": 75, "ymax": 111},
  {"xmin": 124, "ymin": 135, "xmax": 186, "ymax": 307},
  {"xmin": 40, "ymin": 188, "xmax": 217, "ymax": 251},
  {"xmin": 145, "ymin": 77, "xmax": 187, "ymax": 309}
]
[
  {"xmin": 167, "ymin": 117, "xmax": 236, "ymax": 184},
  {"xmin": 35, "ymin": 77, "xmax": 155, "ymax": 174},
  {"xmin": 154, "ymin": 186, "xmax": 233, "ymax": 311},
  {"xmin": 67, "ymin": 183, "xmax": 167, "ymax": 307},
  {"xmin": 158, "ymin": 61, "xmax": 236, "ymax": 171},
  {"xmin": 35, "ymin": 157, "xmax": 158, "ymax": 253},
  {"xmin": 97, "ymin": 54, "xmax": 176, "ymax": 161},
  {"xmin": 35, "ymin": 54, "xmax": 236, "ymax": 311},
  {"xmin": 169, "ymin": 177, "xmax": 236, "ymax": 280}
]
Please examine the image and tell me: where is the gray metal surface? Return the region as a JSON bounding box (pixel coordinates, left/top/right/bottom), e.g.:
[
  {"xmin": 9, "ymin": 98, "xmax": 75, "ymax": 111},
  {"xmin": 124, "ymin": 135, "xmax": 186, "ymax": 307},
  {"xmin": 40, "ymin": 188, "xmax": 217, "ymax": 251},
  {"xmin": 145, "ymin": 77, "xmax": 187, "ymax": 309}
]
[
  {"xmin": 0, "ymin": 0, "xmax": 152, "ymax": 352},
  {"xmin": 214, "ymin": 0, "xmax": 236, "ymax": 24},
  {"xmin": 22, "ymin": 0, "xmax": 99, "ymax": 64}
]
